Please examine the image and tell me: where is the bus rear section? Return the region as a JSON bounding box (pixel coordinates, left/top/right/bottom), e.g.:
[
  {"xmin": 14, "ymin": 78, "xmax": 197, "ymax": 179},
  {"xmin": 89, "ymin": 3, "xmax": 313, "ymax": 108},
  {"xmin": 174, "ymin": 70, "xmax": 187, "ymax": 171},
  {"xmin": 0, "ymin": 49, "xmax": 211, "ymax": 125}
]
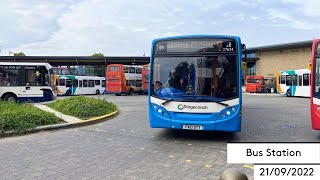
[
  {"xmin": 142, "ymin": 64, "xmax": 149, "ymax": 94},
  {"xmin": 245, "ymin": 75, "xmax": 265, "ymax": 93},
  {"xmin": 311, "ymin": 38, "xmax": 320, "ymax": 130},
  {"xmin": 107, "ymin": 64, "xmax": 126, "ymax": 95},
  {"xmin": 276, "ymin": 69, "xmax": 310, "ymax": 97}
]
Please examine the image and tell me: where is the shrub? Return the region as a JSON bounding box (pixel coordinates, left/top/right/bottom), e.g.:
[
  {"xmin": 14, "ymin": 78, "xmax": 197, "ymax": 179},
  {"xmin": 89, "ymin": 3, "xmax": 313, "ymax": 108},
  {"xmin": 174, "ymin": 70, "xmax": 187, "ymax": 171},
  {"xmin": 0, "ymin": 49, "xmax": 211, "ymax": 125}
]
[
  {"xmin": 48, "ymin": 96, "xmax": 117, "ymax": 119},
  {"xmin": 0, "ymin": 102, "xmax": 63, "ymax": 134}
]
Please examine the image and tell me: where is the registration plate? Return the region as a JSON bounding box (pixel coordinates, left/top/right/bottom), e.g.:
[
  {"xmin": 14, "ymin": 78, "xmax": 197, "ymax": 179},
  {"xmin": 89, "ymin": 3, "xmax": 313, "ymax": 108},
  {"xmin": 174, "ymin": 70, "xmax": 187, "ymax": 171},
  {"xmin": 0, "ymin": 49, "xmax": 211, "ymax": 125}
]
[{"xmin": 182, "ymin": 125, "xmax": 203, "ymax": 130}]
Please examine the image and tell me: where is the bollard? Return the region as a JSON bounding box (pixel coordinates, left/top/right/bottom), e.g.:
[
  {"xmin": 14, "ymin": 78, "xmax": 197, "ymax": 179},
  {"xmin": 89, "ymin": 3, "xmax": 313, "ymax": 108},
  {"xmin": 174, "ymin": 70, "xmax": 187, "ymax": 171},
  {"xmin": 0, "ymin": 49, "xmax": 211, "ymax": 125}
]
[{"xmin": 220, "ymin": 168, "xmax": 249, "ymax": 180}]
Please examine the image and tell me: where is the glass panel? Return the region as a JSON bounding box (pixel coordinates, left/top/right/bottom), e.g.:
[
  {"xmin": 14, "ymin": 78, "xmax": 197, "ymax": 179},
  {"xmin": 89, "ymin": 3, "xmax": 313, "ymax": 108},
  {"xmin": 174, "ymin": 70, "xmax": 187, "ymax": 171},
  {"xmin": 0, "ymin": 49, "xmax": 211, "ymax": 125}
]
[
  {"xmin": 0, "ymin": 69, "xmax": 19, "ymax": 86},
  {"xmin": 83, "ymin": 80, "xmax": 88, "ymax": 87},
  {"xmin": 286, "ymin": 75, "xmax": 292, "ymax": 86},
  {"xmin": 95, "ymin": 80, "xmax": 100, "ymax": 85},
  {"xmin": 303, "ymin": 74, "xmax": 310, "ymax": 86},
  {"xmin": 89, "ymin": 80, "xmax": 95, "ymax": 87},
  {"xmin": 151, "ymin": 56, "xmax": 238, "ymax": 100},
  {"xmin": 280, "ymin": 75, "xmax": 286, "ymax": 84},
  {"xmin": 59, "ymin": 79, "xmax": 66, "ymax": 86},
  {"xmin": 66, "ymin": 79, "xmax": 72, "ymax": 87},
  {"xmin": 102, "ymin": 80, "xmax": 106, "ymax": 87}
]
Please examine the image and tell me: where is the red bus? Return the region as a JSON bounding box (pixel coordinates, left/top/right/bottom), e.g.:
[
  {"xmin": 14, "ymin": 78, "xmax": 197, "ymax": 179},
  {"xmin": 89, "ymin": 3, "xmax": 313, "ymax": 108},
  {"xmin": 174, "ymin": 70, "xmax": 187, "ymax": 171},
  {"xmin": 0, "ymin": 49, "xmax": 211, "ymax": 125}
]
[
  {"xmin": 106, "ymin": 64, "xmax": 142, "ymax": 96},
  {"xmin": 311, "ymin": 38, "xmax": 320, "ymax": 130},
  {"xmin": 245, "ymin": 75, "xmax": 265, "ymax": 93},
  {"xmin": 141, "ymin": 64, "xmax": 149, "ymax": 94}
]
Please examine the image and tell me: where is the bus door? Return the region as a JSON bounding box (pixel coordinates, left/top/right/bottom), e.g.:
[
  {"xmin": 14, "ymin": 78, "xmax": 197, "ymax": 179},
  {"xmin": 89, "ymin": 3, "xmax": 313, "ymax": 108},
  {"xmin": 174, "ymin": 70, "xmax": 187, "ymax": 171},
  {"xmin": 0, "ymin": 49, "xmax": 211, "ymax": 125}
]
[
  {"xmin": 73, "ymin": 79, "xmax": 81, "ymax": 95},
  {"xmin": 303, "ymin": 73, "xmax": 310, "ymax": 97},
  {"xmin": 296, "ymin": 75, "xmax": 303, "ymax": 96},
  {"xmin": 21, "ymin": 69, "xmax": 49, "ymax": 98}
]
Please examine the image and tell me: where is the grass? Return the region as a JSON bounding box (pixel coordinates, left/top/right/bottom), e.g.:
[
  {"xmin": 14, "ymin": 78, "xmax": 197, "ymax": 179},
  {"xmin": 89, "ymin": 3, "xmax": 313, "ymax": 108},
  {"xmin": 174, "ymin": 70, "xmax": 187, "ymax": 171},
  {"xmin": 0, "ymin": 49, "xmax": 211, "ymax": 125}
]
[
  {"xmin": 0, "ymin": 102, "xmax": 64, "ymax": 135},
  {"xmin": 48, "ymin": 96, "xmax": 117, "ymax": 119}
]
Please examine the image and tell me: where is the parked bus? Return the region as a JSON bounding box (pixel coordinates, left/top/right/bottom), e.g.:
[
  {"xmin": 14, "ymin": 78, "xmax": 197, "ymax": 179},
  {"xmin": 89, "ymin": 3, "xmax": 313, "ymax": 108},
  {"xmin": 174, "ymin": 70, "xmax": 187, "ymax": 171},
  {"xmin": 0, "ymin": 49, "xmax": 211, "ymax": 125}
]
[
  {"xmin": 276, "ymin": 69, "xmax": 310, "ymax": 97},
  {"xmin": 53, "ymin": 75, "xmax": 106, "ymax": 96},
  {"xmin": 149, "ymin": 35, "xmax": 244, "ymax": 132},
  {"xmin": 106, "ymin": 64, "xmax": 142, "ymax": 96},
  {"xmin": 245, "ymin": 75, "xmax": 265, "ymax": 93},
  {"xmin": 311, "ymin": 38, "xmax": 320, "ymax": 130},
  {"xmin": 142, "ymin": 64, "xmax": 150, "ymax": 94},
  {"xmin": 0, "ymin": 62, "xmax": 56, "ymax": 102}
]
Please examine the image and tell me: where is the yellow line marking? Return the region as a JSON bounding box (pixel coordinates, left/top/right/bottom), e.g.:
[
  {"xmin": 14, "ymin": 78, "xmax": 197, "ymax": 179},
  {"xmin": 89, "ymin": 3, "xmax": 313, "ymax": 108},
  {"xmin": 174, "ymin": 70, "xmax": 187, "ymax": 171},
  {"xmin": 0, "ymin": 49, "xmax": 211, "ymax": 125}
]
[{"xmin": 243, "ymin": 165, "xmax": 254, "ymax": 169}]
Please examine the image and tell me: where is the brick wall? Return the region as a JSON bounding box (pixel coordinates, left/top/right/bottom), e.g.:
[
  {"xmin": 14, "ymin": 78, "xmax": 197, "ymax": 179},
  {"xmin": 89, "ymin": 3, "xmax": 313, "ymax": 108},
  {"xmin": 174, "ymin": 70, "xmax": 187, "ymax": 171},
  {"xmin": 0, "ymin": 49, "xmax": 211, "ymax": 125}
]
[{"xmin": 255, "ymin": 47, "xmax": 311, "ymax": 78}]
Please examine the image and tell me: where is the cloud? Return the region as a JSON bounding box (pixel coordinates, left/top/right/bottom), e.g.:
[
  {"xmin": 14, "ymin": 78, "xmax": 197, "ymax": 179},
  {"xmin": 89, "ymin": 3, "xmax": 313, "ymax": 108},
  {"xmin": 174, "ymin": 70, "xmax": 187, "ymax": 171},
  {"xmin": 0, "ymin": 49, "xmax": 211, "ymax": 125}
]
[{"xmin": 0, "ymin": 0, "xmax": 319, "ymax": 56}]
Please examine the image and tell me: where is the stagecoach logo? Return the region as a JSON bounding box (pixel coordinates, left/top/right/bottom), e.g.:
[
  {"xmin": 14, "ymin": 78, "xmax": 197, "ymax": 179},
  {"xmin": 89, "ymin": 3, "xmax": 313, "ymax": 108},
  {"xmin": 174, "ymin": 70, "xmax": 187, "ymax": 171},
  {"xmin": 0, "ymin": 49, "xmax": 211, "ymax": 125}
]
[
  {"xmin": 177, "ymin": 104, "xmax": 208, "ymax": 111},
  {"xmin": 177, "ymin": 104, "xmax": 184, "ymax": 110},
  {"xmin": 158, "ymin": 45, "xmax": 166, "ymax": 51}
]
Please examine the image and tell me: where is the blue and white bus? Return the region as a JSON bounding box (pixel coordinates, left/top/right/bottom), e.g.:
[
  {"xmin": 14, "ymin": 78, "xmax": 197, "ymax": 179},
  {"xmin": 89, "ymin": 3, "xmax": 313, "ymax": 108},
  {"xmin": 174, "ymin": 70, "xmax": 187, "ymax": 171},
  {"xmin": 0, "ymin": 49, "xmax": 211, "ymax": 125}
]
[
  {"xmin": 148, "ymin": 35, "xmax": 243, "ymax": 132},
  {"xmin": 0, "ymin": 62, "xmax": 56, "ymax": 102}
]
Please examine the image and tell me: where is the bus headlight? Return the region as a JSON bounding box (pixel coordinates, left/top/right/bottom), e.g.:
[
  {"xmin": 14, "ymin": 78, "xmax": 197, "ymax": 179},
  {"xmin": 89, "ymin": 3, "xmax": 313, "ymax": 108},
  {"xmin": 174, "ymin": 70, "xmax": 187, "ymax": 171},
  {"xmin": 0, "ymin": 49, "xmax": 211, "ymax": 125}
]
[
  {"xmin": 151, "ymin": 103, "xmax": 169, "ymax": 117},
  {"xmin": 220, "ymin": 113, "xmax": 225, "ymax": 118},
  {"xmin": 231, "ymin": 107, "xmax": 236, "ymax": 111},
  {"xmin": 226, "ymin": 110, "xmax": 231, "ymax": 115}
]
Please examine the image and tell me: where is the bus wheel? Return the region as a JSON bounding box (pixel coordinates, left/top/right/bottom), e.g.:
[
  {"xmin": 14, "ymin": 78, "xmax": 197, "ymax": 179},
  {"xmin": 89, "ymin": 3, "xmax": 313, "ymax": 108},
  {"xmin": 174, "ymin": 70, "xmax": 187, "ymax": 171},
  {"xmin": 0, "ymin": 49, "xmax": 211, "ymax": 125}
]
[
  {"xmin": 128, "ymin": 89, "xmax": 133, "ymax": 95},
  {"xmin": 96, "ymin": 90, "xmax": 100, "ymax": 94},
  {"xmin": 286, "ymin": 89, "xmax": 292, "ymax": 97},
  {"xmin": 66, "ymin": 90, "xmax": 71, "ymax": 96},
  {"xmin": 4, "ymin": 93, "xmax": 17, "ymax": 102}
]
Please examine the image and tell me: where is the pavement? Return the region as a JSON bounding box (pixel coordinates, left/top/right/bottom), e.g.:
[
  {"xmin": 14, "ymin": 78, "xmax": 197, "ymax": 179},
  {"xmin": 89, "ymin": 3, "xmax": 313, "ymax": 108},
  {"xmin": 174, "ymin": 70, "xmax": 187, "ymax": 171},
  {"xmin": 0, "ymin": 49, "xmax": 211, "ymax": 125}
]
[
  {"xmin": 0, "ymin": 94, "xmax": 319, "ymax": 179},
  {"xmin": 33, "ymin": 104, "xmax": 82, "ymax": 123}
]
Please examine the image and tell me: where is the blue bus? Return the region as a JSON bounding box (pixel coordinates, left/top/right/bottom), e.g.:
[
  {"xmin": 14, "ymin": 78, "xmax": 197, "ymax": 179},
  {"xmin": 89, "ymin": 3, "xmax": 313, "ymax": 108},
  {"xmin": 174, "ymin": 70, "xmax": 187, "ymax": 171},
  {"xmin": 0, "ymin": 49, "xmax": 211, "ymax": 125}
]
[{"xmin": 148, "ymin": 35, "xmax": 244, "ymax": 132}]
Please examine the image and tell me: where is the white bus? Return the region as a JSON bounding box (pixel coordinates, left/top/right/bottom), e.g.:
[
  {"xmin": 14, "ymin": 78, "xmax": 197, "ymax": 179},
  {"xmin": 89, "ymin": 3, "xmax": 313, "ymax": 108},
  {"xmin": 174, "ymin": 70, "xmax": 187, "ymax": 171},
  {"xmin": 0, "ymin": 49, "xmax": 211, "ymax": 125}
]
[
  {"xmin": 276, "ymin": 68, "xmax": 310, "ymax": 97},
  {"xmin": 53, "ymin": 75, "xmax": 106, "ymax": 96},
  {"xmin": 0, "ymin": 62, "xmax": 56, "ymax": 102}
]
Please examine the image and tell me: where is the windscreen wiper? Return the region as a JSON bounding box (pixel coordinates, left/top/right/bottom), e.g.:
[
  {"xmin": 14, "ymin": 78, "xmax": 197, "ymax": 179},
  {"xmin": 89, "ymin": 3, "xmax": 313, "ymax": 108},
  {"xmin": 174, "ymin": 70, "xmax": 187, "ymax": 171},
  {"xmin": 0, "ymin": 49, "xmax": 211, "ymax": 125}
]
[
  {"xmin": 192, "ymin": 99, "xmax": 229, "ymax": 107},
  {"xmin": 161, "ymin": 97, "xmax": 180, "ymax": 106}
]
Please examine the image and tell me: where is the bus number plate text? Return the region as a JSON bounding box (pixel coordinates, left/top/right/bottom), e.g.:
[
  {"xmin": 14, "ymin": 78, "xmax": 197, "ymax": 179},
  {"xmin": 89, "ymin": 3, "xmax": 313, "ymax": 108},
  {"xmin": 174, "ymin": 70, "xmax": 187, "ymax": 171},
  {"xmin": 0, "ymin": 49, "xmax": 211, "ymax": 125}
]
[{"xmin": 182, "ymin": 125, "xmax": 203, "ymax": 130}]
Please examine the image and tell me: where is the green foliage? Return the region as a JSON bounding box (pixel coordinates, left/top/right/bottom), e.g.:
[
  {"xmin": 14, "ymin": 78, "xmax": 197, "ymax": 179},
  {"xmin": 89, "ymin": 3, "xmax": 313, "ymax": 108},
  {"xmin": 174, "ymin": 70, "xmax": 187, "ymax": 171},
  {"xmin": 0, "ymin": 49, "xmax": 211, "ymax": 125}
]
[
  {"xmin": 0, "ymin": 102, "xmax": 63, "ymax": 134},
  {"xmin": 91, "ymin": 53, "xmax": 104, "ymax": 57},
  {"xmin": 48, "ymin": 96, "xmax": 117, "ymax": 119},
  {"xmin": 13, "ymin": 52, "xmax": 26, "ymax": 56}
]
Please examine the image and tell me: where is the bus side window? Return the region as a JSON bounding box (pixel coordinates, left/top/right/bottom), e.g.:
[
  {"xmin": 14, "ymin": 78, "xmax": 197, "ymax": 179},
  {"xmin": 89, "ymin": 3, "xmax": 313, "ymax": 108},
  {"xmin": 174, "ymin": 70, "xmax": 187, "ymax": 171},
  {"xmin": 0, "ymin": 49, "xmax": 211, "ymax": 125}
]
[
  {"xmin": 89, "ymin": 80, "xmax": 95, "ymax": 87},
  {"xmin": 135, "ymin": 80, "xmax": 142, "ymax": 87},
  {"xmin": 102, "ymin": 80, "xmax": 106, "ymax": 87},
  {"xmin": 280, "ymin": 75, "xmax": 286, "ymax": 84},
  {"xmin": 79, "ymin": 80, "xmax": 83, "ymax": 87},
  {"xmin": 286, "ymin": 75, "xmax": 292, "ymax": 86},
  {"xmin": 95, "ymin": 80, "xmax": 100, "ymax": 86},
  {"xmin": 303, "ymin": 74, "xmax": 309, "ymax": 86},
  {"xmin": 73, "ymin": 79, "xmax": 78, "ymax": 87},
  {"xmin": 298, "ymin": 75, "xmax": 302, "ymax": 86},
  {"xmin": 66, "ymin": 79, "xmax": 72, "ymax": 87},
  {"xmin": 83, "ymin": 80, "xmax": 88, "ymax": 87},
  {"xmin": 59, "ymin": 79, "xmax": 66, "ymax": 86},
  {"xmin": 123, "ymin": 66, "xmax": 129, "ymax": 73},
  {"xmin": 292, "ymin": 75, "xmax": 297, "ymax": 86},
  {"xmin": 136, "ymin": 67, "xmax": 141, "ymax": 74}
]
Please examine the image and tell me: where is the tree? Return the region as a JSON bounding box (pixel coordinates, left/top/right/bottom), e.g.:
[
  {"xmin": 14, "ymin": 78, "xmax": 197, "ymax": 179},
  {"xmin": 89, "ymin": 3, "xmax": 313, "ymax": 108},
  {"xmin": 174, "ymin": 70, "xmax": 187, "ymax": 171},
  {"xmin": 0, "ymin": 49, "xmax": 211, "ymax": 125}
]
[
  {"xmin": 91, "ymin": 53, "xmax": 104, "ymax": 57},
  {"xmin": 91, "ymin": 53, "xmax": 105, "ymax": 76},
  {"xmin": 13, "ymin": 52, "xmax": 26, "ymax": 56}
]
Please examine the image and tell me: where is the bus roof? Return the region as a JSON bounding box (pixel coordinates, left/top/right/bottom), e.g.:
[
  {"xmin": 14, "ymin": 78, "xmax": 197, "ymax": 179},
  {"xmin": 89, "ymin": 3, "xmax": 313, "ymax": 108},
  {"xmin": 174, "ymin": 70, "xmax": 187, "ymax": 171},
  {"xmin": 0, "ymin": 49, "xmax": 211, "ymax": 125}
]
[{"xmin": 0, "ymin": 62, "xmax": 52, "ymax": 70}]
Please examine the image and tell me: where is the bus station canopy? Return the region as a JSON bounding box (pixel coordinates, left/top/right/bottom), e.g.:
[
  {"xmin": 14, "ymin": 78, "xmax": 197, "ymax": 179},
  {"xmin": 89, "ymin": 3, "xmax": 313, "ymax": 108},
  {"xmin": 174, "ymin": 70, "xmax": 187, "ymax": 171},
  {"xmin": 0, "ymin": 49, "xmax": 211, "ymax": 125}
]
[{"xmin": 0, "ymin": 56, "xmax": 150, "ymax": 66}]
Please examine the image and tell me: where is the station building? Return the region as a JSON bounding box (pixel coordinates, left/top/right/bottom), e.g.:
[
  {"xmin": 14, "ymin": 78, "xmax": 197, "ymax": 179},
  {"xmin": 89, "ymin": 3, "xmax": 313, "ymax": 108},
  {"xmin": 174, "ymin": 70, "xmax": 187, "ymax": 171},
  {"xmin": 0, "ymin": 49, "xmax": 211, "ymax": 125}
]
[{"xmin": 243, "ymin": 40, "xmax": 313, "ymax": 85}]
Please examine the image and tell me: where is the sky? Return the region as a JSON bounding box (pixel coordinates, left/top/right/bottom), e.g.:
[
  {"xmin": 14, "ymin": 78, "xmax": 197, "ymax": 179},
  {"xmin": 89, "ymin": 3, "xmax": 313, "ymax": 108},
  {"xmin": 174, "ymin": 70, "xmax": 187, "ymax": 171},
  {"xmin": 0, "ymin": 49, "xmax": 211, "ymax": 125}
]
[{"xmin": 0, "ymin": 0, "xmax": 319, "ymax": 56}]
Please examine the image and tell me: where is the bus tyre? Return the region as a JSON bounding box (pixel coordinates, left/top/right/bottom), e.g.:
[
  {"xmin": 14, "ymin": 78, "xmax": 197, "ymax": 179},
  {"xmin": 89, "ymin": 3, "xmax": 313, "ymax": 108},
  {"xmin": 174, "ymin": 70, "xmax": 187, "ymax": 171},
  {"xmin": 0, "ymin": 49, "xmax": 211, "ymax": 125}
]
[
  {"xmin": 96, "ymin": 90, "xmax": 100, "ymax": 94},
  {"xmin": 66, "ymin": 90, "xmax": 71, "ymax": 96},
  {"xmin": 4, "ymin": 93, "xmax": 17, "ymax": 102},
  {"xmin": 286, "ymin": 89, "xmax": 292, "ymax": 97},
  {"xmin": 128, "ymin": 89, "xmax": 133, "ymax": 95}
]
